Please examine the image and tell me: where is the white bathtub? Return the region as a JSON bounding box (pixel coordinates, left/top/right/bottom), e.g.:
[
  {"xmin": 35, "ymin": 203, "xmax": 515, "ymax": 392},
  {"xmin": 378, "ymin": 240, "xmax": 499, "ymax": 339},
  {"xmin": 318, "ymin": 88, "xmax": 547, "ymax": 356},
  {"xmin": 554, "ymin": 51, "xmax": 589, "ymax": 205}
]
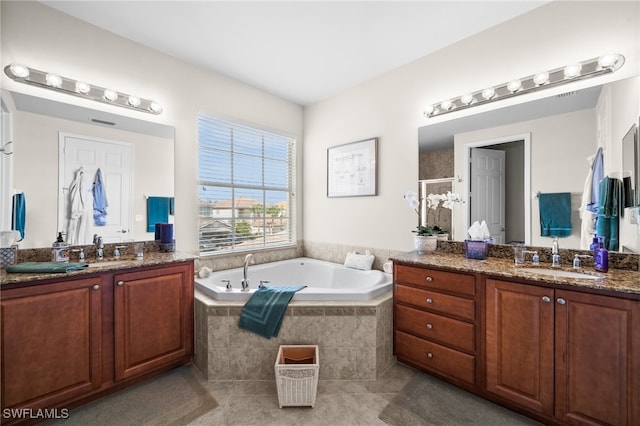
[{"xmin": 194, "ymin": 257, "xmax": 392, "ymax": 301}]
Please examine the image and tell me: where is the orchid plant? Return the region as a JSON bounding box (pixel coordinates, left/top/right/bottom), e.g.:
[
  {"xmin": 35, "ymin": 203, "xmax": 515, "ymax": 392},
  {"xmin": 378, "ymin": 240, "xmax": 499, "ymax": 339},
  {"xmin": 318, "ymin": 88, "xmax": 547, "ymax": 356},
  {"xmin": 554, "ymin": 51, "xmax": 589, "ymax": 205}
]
[
  {"xmin": 404, "ymin": 190, "xmax": 465, "ymax": 236},
  {"xmin": 404, "ymin": 190, "xmax": 433, "ymax": 236}
]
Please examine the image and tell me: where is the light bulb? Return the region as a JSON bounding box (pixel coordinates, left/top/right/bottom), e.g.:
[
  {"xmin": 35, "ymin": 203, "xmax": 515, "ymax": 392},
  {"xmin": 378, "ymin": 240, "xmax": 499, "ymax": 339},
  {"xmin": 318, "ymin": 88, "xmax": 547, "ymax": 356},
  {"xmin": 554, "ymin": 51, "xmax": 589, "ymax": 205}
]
[
  {"xmin": 104, "ymin": 89, "xmax": 118, "ymax": 101},
  {"xmin": 507, "ymin": 79, "xmax": 522, "ymax": 93},
  {"xmin": 128, "ymin": 96, "xmax": 141, "ymax": 107},
  {"xmin": 75, "ymin": 81, "xmax": 91, "ymax": 94},
  {"xmin": 460, "ymin": 94, "xmax": 474, "ymax": 105},
  {"xmin": 598, "ymin": 53, "xmax": 620, "ymax": 69},
  {"xmin": 564, "ymin": 63, "xmax": 582, "ymax": 78},
  {"xmin": 533, "ymin": 71, "xmax": 549, "ymax": 86},
  {"xmin": 424, "ymin": 105, "xmax": 435, "ymax": 116},
  {"xmin": 45, "ymin": 73, "xmax": 62, "ymax": 88},
  {"xmin": 9, "ymin": 63, "xmax": 29, "ymax": 78},
  {"xmin": 481, "ymin": 88, "xmax": 495, "ymax": 100},
  {"xmin": 440, "ymin": 100, "xmax": 453, "ymax": 111},
  {"xmin": 149, "ymin": 101, "xmax": 163, "ymax": 114}
]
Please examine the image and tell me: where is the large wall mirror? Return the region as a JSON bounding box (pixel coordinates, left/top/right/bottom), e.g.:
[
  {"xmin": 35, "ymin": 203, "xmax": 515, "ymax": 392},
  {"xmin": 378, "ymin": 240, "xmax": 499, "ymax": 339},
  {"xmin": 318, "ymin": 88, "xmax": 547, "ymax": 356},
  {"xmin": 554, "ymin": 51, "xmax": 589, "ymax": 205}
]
[
  {"xmin": 2, "ymin": 90, "xmax": 175, "ymax": 249},
  {"xmin": 419, "ymin": 75, "xmax": 640, "ymax": 252}
]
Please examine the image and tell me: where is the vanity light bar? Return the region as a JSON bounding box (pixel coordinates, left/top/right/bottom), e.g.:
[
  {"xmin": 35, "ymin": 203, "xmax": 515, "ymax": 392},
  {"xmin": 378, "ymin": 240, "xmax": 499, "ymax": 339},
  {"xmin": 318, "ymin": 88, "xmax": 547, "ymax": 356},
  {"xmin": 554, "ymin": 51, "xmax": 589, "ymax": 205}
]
[
  {"xmin": 423, "ymin": 53, "xmax": 625, "ymax": 118},
  {"xmin": 3, "ymin": 63, "xmax": 163, "ymax": 115}
]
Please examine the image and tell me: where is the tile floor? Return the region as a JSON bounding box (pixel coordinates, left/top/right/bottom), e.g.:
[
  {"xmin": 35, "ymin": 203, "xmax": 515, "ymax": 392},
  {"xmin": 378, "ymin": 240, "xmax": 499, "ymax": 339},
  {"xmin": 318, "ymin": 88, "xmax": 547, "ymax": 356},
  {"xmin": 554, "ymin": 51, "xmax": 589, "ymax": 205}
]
[{"xmin": 188, "ymin": 361, "xmax": 418, "ymax": 425}]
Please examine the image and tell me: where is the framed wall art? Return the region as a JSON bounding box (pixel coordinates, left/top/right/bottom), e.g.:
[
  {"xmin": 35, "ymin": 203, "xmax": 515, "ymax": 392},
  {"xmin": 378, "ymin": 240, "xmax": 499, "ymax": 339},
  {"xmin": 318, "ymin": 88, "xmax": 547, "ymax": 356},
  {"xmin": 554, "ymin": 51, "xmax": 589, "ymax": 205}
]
[{"xmin": 327, "ymin": 137, "xmax": 377, "ymax": 197}]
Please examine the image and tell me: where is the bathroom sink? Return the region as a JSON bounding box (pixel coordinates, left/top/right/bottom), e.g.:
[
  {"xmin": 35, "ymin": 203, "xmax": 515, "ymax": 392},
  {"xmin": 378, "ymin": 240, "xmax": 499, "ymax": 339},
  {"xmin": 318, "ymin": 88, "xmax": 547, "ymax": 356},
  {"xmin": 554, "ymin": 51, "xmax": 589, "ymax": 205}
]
[
  {"xmin": 518, "ymin": 267, "xmax": 603, "ymax": 281},
  {"xmin": 87, "ymin": 260, "xmax": 135, "ymax": 268}
]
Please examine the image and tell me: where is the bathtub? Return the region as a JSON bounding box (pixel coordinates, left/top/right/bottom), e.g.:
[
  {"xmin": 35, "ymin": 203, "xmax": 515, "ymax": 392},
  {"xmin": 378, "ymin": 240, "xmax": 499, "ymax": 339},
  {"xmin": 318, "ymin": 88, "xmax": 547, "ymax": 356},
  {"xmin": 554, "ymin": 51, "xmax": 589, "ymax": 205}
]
[{"xmin": 194, "ymin": 257, "xmax": 392, "ymax": 301}]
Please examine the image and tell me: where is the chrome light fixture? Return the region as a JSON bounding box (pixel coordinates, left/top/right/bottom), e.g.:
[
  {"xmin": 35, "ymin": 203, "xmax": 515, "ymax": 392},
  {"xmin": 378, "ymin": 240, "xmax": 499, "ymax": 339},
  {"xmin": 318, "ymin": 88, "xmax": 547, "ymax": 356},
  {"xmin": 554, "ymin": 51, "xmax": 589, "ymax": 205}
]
[
  {"xmin": 423, "ymin": 53, "xmax": 625, "ymax": 118},
  {"xmin": 4, "ymin": 63, "xmax": 162, "ymax": 115}
]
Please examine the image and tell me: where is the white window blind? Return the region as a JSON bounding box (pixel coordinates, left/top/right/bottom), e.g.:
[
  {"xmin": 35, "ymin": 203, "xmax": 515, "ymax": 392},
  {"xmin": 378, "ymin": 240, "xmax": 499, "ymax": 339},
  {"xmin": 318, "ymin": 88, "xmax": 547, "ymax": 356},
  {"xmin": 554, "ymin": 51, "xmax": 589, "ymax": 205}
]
[{"xmin": 198, "ymin": 114, "xmax": 295, "ymax": 255}]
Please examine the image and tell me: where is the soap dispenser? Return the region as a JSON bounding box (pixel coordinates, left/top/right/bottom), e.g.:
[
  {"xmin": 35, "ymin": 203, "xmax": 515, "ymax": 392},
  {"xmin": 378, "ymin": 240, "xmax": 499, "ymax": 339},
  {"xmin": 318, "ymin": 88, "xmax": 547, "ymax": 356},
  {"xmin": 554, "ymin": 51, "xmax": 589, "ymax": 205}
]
[
  {"xmin": 51, "ymin": 232, "xmax": 69, "ymax": 263},
  {"xmin": 594, "ymin": 238, "xmax": 609, "ymax": 273}
]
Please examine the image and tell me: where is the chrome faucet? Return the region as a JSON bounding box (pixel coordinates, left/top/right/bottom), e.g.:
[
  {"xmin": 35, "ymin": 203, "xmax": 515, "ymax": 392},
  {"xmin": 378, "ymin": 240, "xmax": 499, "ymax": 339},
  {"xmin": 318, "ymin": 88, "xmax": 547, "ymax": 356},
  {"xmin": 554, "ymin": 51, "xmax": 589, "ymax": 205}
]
[
  {"xmin": 241, "ymin": 253, "xmax": 254, "ymax": 291},
  {"xmin": 551, "ymin": 237, "xmax": 560, "ymax": 267},
  {"xmin": 93, "ymin": 234, "xmax": 104, "ymax": 260}
]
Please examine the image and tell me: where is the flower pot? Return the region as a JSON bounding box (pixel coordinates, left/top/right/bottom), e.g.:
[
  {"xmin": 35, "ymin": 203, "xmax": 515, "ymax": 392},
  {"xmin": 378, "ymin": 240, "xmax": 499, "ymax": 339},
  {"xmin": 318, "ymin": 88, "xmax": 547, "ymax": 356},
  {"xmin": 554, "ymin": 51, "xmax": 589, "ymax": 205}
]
[
  {"xmin": 414, "ymin": 235, "xmax": 438, "ymax": 254},
  {"xmin": 436, "ymin": 233, "xmax": 449, "ymax": 242}
]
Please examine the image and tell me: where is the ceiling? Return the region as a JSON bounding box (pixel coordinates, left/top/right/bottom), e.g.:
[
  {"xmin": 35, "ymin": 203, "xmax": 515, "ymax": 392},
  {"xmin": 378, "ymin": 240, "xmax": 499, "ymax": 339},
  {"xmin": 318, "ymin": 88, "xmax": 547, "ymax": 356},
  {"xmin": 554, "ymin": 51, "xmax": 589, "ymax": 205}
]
[{"xmin": 40, "ymin": 1, "xmax": 548, "ymax": 106}]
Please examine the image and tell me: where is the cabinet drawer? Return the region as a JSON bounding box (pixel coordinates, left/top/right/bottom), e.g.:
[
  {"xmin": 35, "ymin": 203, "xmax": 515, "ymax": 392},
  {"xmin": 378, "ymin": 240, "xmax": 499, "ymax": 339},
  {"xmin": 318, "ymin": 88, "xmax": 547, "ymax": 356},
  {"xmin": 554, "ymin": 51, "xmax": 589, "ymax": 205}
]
[
  {"xmin": 396, "ymin": 265, "xmax": 475, "ymax": 296},
  {"xmin": 395, "ymin": 330, "xmax": 475, "ymax": 385},
  {"xmin": 395, "ymin": 284, "xmax": 475, "ymax": 321},
  {"xmin": 395, "ymin": 304, "xmax": 475, "ymax": 353}
]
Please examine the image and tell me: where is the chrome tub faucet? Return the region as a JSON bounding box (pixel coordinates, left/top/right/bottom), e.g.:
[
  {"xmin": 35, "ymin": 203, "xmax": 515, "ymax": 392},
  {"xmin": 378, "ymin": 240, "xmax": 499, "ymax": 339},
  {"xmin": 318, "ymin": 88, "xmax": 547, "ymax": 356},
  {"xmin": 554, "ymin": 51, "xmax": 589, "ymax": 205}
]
[{"xmin": 242, "ymin": 253, "xmax": 254, "ymax": 291}]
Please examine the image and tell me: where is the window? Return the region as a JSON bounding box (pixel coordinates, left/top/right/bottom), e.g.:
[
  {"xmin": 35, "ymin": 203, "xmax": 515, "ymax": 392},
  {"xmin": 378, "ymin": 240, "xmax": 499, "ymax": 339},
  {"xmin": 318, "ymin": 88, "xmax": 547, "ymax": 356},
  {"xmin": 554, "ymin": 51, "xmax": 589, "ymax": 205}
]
[{"xmin": 198, "ymin": 114, "xmax": 295, "ymax": 255}]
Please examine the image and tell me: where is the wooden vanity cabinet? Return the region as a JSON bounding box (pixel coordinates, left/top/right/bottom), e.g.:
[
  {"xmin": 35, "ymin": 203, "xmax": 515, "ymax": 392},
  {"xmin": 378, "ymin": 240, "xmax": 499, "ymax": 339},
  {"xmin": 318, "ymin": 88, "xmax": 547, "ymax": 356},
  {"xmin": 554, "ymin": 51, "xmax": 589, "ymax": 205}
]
[
  {"xmin": 1, "ymin": 260, "xmax": 194, "ymax": 424},
  {"xmin": 113, "ymin": 264, "xmax": 194, "ymax": 381},
  {"xmin": 486, "ymin": 278, "xmax": 640, "ymax": 426},
  {"xmin": 393, "ymin": 264, "xmax": 478, "ymax": 388},
  {"xmin": 1, "ymin": 276, "xmax": 103, "ymax": 412}
]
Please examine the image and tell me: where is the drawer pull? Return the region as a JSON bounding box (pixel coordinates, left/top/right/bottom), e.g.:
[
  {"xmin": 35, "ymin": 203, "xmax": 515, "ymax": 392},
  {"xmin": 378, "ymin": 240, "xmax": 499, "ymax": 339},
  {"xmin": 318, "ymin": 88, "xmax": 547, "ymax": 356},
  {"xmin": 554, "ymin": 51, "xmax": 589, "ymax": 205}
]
[
  {"xmin": 117, "ymin": 281, "xmax": 125, "ymax": 287},
  {"xmin": 542, "ymin": 296, "xmax": 551, "ymax": 303},
  {"xmin": 92, "ymin": 284, "xmax": 100, "ymax": 290},
  {"xmin": 427, "ymin": 352, "xmax": 433, "ymax": 359},
  {"xmin": 426, "ymin": 298, "xmax": 433, "ymax": 304},
  {"xmin": 426, "ymin": 323, "xmax": 433, "ymax": 330},
  {"xmin": 426, "ymin": 276, "xmax": 433, "ymax": 282}
]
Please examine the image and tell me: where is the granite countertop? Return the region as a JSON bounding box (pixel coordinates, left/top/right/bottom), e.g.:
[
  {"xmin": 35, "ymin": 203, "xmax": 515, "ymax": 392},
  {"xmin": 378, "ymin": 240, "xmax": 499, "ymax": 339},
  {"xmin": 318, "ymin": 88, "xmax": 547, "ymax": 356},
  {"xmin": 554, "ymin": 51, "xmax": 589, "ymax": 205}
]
[
  {"xmin": 392, "ymin": 252, "xmax": 640, "ymax": 297},
  {"xmin": 1, "ymin": 252, "xmax": 197, "ymax": 287}
]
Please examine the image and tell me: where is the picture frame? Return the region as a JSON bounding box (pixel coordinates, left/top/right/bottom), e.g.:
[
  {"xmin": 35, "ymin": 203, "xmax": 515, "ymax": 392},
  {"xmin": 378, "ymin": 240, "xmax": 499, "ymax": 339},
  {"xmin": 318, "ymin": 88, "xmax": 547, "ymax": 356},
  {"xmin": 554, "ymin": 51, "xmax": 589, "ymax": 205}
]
[{"xmin": 327, "ymin": 137, "xmax": 377, "ymax": 197}]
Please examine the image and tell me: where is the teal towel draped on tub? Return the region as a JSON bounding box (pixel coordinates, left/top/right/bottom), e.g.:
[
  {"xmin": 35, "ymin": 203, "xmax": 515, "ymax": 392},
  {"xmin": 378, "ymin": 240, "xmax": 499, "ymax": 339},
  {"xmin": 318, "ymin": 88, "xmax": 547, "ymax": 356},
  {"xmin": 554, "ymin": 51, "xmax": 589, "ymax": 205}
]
[
  {"xmin": 539, "ymin": 192, "xmax": 572, "ymax": 237},
  {"xmin": 239, "ymin": 285, "xmax": 306, "ymax": 338}
]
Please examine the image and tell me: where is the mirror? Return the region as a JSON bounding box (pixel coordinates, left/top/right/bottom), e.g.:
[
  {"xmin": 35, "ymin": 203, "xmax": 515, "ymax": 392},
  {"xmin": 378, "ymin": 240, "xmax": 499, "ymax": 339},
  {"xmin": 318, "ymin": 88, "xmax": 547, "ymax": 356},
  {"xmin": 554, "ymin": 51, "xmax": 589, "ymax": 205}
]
[
  {"xmin": 622, "ymin": 121, "xmax": 639, "ymax": 207},
  {"xmin": 3, "ymin": 90, "xmax": 175, "ymax": 249},
  {"xmin": 419, "ymin": 75, "xmax": 640, "ymax": 251}
]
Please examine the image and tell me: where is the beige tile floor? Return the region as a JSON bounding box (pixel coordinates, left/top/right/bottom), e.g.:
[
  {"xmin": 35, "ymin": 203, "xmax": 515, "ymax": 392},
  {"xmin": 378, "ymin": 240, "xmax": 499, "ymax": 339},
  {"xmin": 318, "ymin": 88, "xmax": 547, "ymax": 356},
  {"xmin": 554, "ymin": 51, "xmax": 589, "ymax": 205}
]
[{"xmin": 189, "ymin": 362, "xmax": 418, "ymax": 426}]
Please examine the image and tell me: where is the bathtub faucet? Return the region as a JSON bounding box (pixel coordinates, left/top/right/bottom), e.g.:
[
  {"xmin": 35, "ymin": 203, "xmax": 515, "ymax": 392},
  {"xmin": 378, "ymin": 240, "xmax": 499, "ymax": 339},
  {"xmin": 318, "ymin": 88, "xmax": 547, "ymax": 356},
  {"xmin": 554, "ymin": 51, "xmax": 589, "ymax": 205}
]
[{"xmin": 241, "ymin": 253, "xmax": 254, "ymax": 291}]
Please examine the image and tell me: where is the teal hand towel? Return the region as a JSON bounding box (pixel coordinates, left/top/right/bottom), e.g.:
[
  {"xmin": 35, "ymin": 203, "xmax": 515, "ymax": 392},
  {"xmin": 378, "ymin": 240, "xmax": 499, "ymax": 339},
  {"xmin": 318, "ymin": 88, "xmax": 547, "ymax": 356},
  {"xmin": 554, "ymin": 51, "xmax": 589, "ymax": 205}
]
[
  {"xmin": 238, "ymin": 285, "xmax": 306, "ymax": 339},
  {"xmin": 596, "ymin": 177, "xmax": 620, "ymax": 251},
  {"xmin": 147, "ymin": 197, "xmax": 171, "ymax": 232},
  {"xmin": 539, "ymin": 192, "xmax": 572, "ymax": 237},
  {"xmin": 6, "ymin": 262, "xmax": 89, "ymax": 274}
]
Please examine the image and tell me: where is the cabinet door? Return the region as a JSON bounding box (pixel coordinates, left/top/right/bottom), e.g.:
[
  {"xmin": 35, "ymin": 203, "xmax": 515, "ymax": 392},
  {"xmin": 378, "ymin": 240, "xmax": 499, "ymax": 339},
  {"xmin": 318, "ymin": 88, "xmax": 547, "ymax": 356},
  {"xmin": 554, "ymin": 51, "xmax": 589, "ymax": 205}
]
[
  {"xmin": 555, "ymin": 290, "xmax": 640, "ymax": 426},
  {"xmin": 113, "ymin": 263, "xmax": 193, "ymax": 381},
  {"xmin": 1, "ymin": 278, "xmax": 102, "ymax": 412},
  {"xmin": 485, "ymin": 279, "xmax": 554, "ymax": 416}
]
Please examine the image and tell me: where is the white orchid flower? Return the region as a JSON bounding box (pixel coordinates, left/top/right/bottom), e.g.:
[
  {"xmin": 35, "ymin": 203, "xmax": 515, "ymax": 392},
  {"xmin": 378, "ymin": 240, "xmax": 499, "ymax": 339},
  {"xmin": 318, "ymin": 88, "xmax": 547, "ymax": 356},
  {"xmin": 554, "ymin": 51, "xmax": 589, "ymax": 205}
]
[{"xmin": 404, "ymin": 191, "xmax": 419, "ymax": 213}]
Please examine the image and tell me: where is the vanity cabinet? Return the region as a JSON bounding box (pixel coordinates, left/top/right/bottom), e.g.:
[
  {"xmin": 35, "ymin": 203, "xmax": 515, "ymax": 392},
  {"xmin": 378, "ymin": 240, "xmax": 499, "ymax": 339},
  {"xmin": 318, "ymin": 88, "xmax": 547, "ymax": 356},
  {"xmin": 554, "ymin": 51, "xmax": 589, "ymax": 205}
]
[
  {"xmin": 1, "ymin": 260, "xmax": 194, "ymax": 424},
  {"xmin": 1, "ymin": 276, "xmax": 103, "ymax": 413},
  {"xmin": 114, "ymin": 264, "xmax": 194, "ymax": 381},
  {"xmin": 393, "ymin": 264, "xmax": 478, "ymax": 388},
  {"xmin": 486, "ymin": 278, "xmax": 640, "ymax": 426}
]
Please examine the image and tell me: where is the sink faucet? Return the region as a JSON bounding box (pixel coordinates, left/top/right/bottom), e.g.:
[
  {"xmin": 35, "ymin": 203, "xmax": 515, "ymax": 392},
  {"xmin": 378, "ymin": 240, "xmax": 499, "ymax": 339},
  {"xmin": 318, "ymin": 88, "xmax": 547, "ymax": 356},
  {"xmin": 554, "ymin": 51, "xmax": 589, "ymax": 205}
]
[
  {"xmin": 241, "ymin": 253, "xmax": 253, "ymax": 291},
  {"xmin": 551, "ymin": 237, "xmax": 560, "ymax": 267},
  {"xmin": 93, "ymin": 234, "xmax": 104, "ymax": 260}
]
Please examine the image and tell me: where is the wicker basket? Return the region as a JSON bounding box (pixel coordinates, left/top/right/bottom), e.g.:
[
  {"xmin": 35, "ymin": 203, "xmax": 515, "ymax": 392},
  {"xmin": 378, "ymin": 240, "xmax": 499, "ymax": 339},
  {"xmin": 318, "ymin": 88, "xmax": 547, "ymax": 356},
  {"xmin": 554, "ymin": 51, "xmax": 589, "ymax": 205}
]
[{"xmin": 275, "ymin": 345, "xmax": 319, "ymax": 408}]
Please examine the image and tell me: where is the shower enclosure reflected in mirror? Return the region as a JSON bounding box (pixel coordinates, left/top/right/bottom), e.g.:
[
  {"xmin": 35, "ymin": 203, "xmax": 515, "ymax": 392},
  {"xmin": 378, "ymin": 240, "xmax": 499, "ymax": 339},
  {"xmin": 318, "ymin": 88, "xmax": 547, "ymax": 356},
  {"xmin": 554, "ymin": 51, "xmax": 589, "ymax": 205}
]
[{"xmin": 622, "ymin": 121, "xmax": 639, "ymax": 207}]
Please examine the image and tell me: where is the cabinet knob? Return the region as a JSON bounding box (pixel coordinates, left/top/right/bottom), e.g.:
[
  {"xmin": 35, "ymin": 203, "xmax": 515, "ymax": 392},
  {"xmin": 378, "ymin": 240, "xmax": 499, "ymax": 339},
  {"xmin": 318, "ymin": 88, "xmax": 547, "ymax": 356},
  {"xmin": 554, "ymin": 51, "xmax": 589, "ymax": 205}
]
[
  {"xmin": 426, "ymin": 323, "xmax": 433, "ymax": 330},
  {"xmin": 92, "ymin": 284, "xmax": 100, "ymax": 290},
  {"xmin": 426, "ymin": 276, "xmax": 433, "ymax": 282},
  {"xmin": 556, "ymin": 298, "xmax": 566, "ymax": 305},
  {"xmin": 426, "ymin": 298, "xmax": 433, "ymax": 304},
  {"xmin": 117, "ymin": 281, "xmax": 125, "ymax": 287},
  {"xmin": 542, "ymin": 296, "xmax": 551, "ymax": 303},
  {"xmin": 427, "ymin": 352, "xmax": 433, "ymax": 359}
]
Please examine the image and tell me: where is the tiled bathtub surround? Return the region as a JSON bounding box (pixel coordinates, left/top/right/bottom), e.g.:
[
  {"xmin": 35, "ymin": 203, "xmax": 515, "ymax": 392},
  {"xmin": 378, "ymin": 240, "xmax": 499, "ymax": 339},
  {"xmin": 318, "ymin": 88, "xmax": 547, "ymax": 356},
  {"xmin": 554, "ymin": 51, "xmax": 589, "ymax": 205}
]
[{"xmin": 194, "ymin": 292, "xmax": 394, "ymax": 381}]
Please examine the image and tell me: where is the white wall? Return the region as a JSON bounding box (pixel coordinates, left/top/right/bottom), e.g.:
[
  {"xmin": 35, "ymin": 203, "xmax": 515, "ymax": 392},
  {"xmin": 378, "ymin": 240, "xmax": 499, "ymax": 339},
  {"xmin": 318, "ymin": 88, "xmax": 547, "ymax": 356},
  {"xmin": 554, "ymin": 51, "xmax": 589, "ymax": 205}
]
[
  {"xmin": 1, "ymin": 1, "xmax": 304, "ymax": 254},
  {"xmin": 303, "ymin": 1, "xmax": 639, "ymax": 252}
]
